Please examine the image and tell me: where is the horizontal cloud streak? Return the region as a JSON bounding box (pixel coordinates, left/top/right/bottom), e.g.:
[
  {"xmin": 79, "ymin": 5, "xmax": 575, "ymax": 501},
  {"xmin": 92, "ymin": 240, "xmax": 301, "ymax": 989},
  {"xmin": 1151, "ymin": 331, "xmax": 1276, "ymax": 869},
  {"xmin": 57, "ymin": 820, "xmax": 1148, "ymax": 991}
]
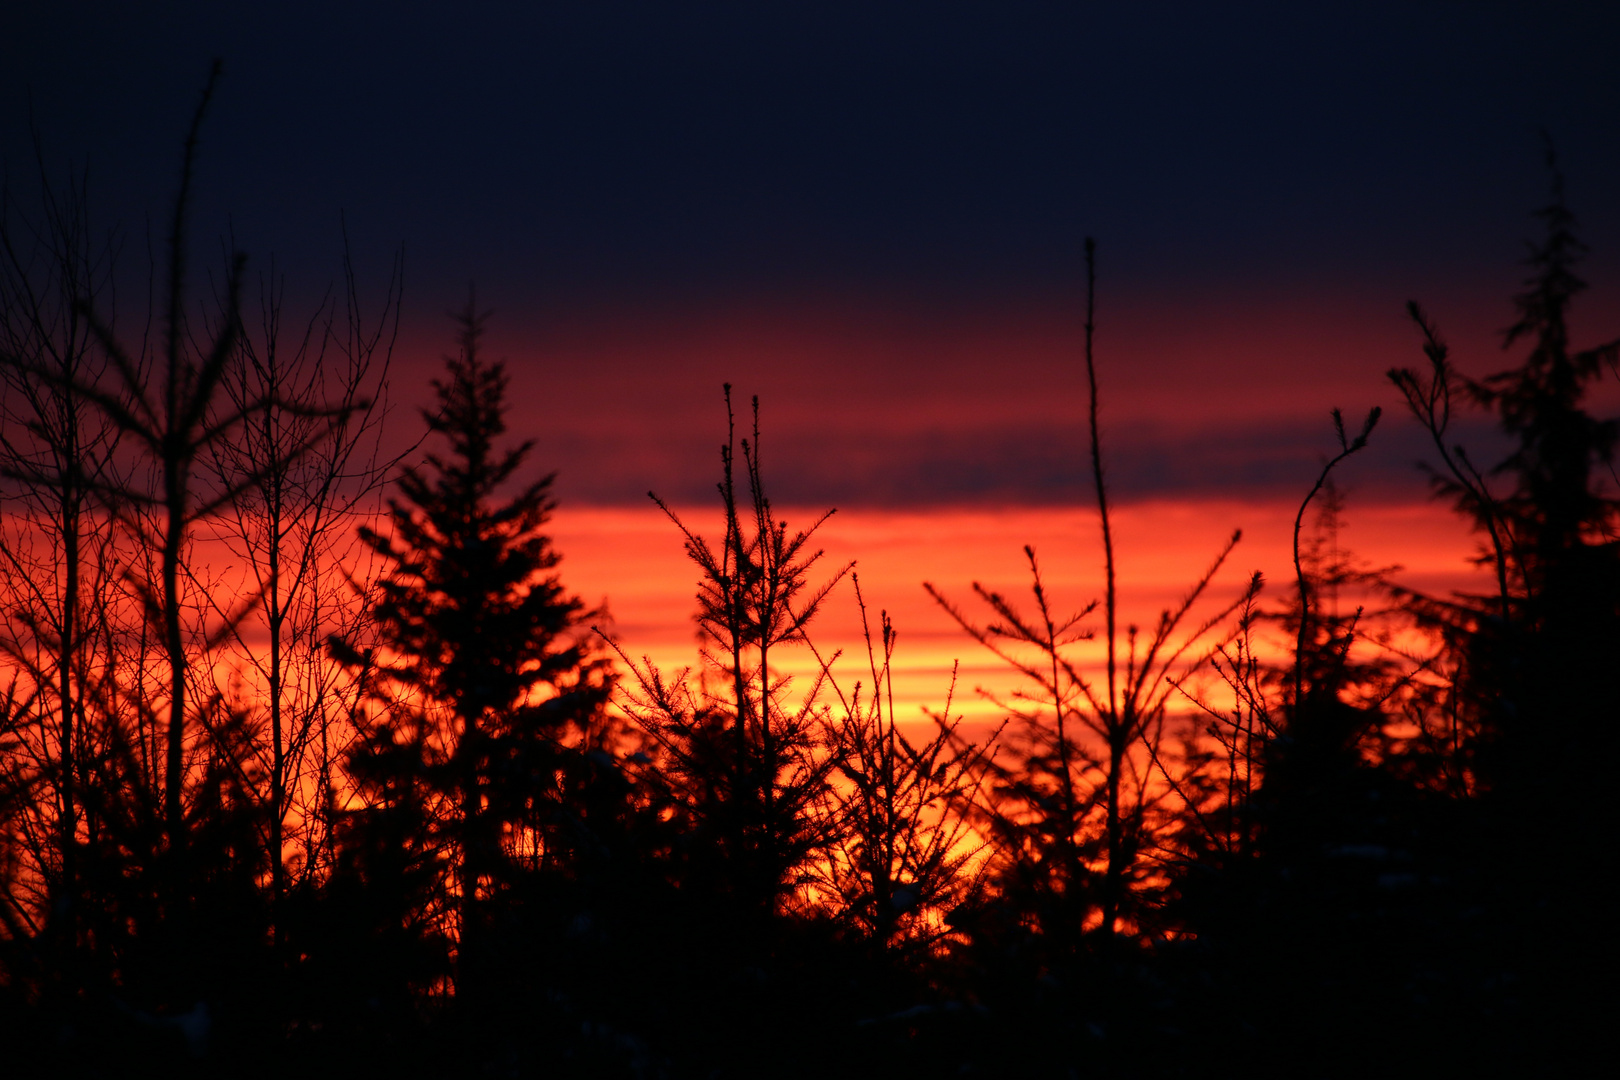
[
  {"xmin": 371, "ymin": 288, "xmax": 1545, "ymax": 510},
  {"xmin": 536, "ymin": 411, "xmax": 1504, "ymax": 508}
]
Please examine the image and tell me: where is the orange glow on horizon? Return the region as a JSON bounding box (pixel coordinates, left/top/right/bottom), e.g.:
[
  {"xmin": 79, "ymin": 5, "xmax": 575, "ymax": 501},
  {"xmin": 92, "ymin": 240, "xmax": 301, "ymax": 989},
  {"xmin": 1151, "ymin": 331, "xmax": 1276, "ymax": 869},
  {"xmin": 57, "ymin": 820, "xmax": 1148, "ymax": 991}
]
[{"xmin": 553, "ymin": 494, "xmax": 1489, "ymax": 729}]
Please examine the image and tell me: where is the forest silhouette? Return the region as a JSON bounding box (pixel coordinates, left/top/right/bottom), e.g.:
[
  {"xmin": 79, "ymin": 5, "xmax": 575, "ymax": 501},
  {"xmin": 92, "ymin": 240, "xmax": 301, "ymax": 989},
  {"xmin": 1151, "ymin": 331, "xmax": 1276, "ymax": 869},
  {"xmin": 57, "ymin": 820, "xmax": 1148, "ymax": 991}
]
[{"xmin": 1, "ymin": 79, "xmax": 1614, "ymax": 1079}]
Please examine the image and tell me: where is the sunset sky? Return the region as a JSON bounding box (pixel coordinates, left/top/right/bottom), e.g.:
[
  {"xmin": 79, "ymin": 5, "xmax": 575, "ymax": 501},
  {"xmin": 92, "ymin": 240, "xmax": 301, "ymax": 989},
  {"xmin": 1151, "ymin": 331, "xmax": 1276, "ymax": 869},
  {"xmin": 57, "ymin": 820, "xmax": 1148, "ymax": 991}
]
[{"xmin": 5, "ymin": 3, "xmax": 1618, "ymax": 716}]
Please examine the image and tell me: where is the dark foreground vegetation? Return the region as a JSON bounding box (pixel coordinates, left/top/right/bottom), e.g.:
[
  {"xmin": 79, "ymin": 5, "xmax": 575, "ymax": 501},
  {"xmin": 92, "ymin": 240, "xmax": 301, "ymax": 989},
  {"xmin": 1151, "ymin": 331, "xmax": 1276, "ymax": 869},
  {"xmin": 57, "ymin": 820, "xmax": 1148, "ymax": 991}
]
[{"xmin": 1, "ymin": 87, "xmax": 1614, "ymax": 1078}]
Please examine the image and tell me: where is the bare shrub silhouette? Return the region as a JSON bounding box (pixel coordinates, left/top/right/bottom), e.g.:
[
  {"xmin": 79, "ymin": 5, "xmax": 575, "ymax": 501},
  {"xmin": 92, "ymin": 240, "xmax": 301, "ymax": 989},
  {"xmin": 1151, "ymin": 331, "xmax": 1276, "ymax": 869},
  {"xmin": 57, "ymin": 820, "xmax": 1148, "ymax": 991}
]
[
  {"xmin": 0, "ymin": 118, "xmax": 131, "ymax": 999},
  {"xmin": 0, "ymin": 67, "xmax": 283, "ymax": 1028},
  {"xmin": 196, "ymin": 237, "xmax": 402, "ymax": 952},
  {"xmin": 0, "ymin": 64, "xmax": 396, "ymax": 1067}
]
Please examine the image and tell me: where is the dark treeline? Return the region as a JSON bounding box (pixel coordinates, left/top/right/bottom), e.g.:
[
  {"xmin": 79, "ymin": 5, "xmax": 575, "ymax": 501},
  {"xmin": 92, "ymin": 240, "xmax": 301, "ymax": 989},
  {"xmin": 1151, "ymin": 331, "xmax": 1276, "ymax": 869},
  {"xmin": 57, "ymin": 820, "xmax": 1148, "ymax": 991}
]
[{"xmin": 0, "ymin": 93, "xmax": 1614, "ymax": 1077}]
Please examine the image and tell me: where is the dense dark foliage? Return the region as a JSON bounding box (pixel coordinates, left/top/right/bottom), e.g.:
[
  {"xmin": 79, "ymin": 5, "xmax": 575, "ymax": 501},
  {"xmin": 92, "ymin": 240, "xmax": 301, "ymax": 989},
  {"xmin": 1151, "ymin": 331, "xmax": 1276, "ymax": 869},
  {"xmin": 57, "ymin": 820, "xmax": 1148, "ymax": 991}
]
[{"xmin": 0, "ymin": 97, "xmax": 1613, "ymax": 1077}]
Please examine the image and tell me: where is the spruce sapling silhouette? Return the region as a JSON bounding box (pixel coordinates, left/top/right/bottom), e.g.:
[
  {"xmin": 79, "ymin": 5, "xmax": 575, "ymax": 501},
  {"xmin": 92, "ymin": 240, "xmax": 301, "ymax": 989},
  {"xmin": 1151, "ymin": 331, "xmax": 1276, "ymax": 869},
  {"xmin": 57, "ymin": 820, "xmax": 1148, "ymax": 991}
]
[
  {"xmin": 609, "ymin": 386, "xmax": 849, "ymax": 924},
  {"xmin": 928, "ymin": 238, "xmax": 1253, "ymax": 959},
  {"xmin": 601, "ymin": 387, "xmax": 868, "ymax": 1077},
  {"xmin": 806, "ymin": 573, "xmax": 993, "ymax": 962}
]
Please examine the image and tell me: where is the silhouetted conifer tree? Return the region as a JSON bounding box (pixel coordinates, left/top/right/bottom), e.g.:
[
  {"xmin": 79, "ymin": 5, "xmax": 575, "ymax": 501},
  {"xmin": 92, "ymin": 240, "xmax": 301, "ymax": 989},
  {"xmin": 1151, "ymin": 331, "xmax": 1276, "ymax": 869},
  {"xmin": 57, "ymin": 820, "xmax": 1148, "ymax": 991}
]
[
  {"xmin": 330, "ymin": 296, "xmax": 610, "ymax": 1010},
  {"xmin": 1387, "ymin": 154, "xmax": 1619, "ymax": 1067}
]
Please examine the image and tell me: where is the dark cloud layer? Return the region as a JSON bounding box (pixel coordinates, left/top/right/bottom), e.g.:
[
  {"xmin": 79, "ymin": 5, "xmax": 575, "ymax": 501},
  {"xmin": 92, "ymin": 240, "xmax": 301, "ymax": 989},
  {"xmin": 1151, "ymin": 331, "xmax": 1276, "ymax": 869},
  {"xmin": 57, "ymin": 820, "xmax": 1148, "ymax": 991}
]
[{"xmin": 527, "ymin": 404, "xmax": 1504, "ymax": 510}]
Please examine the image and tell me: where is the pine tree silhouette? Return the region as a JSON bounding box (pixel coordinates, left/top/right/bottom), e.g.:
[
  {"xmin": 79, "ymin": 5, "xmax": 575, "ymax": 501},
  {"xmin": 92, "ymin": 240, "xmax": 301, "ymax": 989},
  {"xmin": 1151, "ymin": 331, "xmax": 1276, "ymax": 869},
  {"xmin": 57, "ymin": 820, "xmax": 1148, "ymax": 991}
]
[{"xmin": 331, "ymin": 295, "xmax": 610, "ymax": 1008}]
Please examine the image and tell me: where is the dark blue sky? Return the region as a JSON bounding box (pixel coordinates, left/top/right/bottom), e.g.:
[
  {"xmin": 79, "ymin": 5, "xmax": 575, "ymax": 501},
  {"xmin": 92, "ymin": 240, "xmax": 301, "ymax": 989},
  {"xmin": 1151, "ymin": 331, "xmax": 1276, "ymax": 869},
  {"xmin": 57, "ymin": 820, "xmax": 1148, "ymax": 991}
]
[{"xmin": 4, "ymin": 2, "xmax": 1617, "ymax": 506}]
